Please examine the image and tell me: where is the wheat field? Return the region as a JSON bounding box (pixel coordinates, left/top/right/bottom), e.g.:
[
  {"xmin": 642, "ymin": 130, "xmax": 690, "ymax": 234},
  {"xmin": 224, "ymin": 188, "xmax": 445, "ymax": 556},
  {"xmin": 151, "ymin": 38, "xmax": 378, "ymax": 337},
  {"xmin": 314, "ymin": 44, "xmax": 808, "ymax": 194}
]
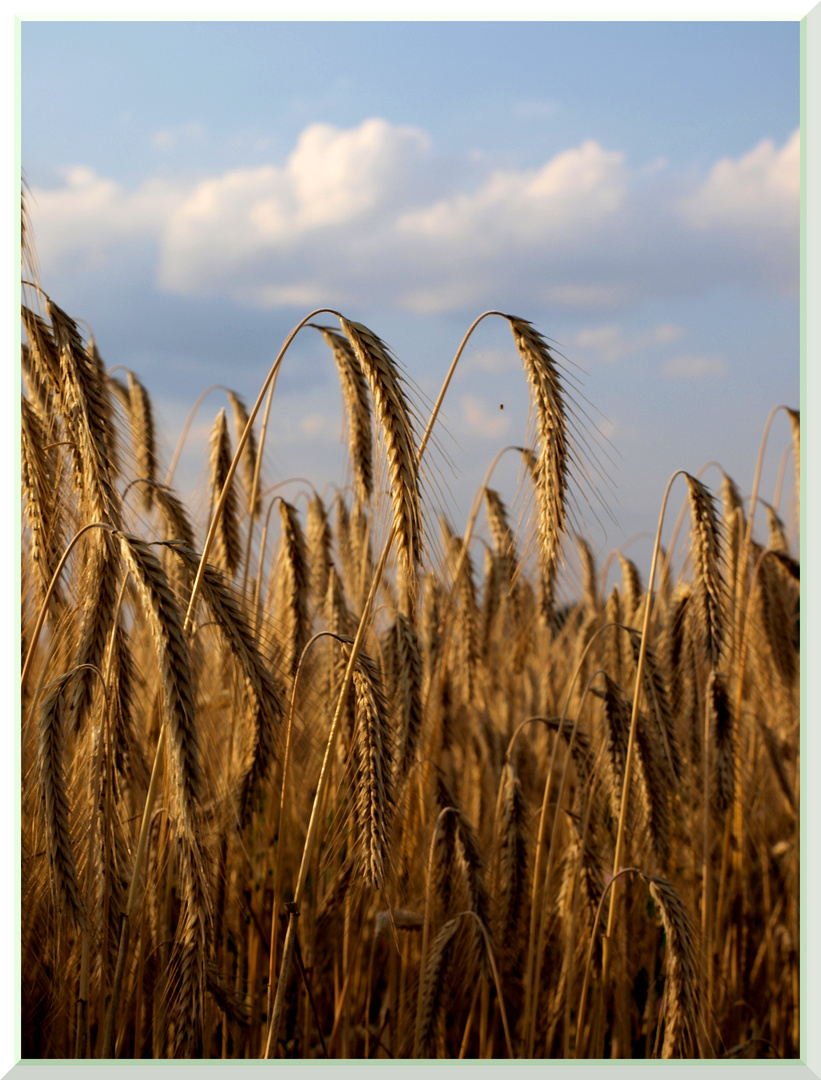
[{"xmin": 20, "ymin": 207, "xmax": 800, "ymax": 1060}]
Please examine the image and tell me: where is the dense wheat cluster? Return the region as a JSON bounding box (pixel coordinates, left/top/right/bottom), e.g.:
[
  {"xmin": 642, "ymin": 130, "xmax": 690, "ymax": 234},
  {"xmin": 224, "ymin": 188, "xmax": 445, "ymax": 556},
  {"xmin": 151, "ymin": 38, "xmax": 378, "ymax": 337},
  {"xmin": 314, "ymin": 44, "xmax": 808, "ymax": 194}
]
[{"xmin": 20, "ymin": 216, "xmax": 800, "ymax": 1059}]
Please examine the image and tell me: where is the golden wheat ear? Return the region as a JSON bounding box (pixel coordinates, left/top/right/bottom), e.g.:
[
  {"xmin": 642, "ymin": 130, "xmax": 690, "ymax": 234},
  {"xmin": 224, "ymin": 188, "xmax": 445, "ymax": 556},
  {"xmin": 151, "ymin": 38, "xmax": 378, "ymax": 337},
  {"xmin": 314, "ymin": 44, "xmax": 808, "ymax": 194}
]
[
  {"xmin": 274, "ymin": 499, "xmax": 310, "ymax": 678},
  {"xmin": 312, "ymin": 324, "xmax": 375, "ymax": 506},
  {"xmin": 505, "ymin": 316, "xmax": 568, "ymax": 626},
  {"xmin": 684, "ymin": 474, "xmax": 725, "ymax": 669},
  {"xmin": 207, "ymin": 408, "xmax": 242, "ymax": 576},
  {"xmin": 227, "ymin": 390, "xmax": 262, "ymax": 519},
  {"xmin": 340, "ymin": 318, "xmax": 423, "ymax": 605},
  {"xmin": 126, "ymin": 369, "xmax": 158, "ymax": 510},
  {"xmin": 350, "ymin": 653, "xmax": 395, "ymax": 894},
  {"xmin": 166, "ymin": 542, "xmax": 285, "ymax": 828}
]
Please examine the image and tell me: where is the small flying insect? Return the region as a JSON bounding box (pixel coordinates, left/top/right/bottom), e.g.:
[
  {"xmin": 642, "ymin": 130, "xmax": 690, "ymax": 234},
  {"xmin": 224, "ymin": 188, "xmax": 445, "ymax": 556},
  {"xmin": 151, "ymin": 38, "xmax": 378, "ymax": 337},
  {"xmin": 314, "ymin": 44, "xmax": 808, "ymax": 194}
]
[{"xmin": 499, "ymin": 403, "xmax": 504, "ymax": 410}]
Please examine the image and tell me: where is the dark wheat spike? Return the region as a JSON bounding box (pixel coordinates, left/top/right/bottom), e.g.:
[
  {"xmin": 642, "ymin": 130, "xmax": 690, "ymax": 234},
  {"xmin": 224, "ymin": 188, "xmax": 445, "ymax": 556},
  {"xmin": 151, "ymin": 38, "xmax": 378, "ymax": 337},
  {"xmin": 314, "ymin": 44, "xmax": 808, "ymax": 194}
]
[
  {"xmin": 87, "ymin": 337, "xmax": 121, "ymax": 481},
  {"xmin": 117, "ymin": 534, "xmax": 202, "ymax": 839},
  {"xmin": 645, "ymin": 875, "xmax": 700, "ymax": 1058},
  {"xmin": 390, "ymin": 612, "xmax": 425, "ymax": 781},
  {"xmin": 592, "ymin": 675, "xmax": 632, "ymax": 821},
  {"xmin": 37, "ymin": 675, "xmax": 87, "ymax": 930},
  {"xmin": 496, "ymin": 760, "xmax": 529, "ymax": 952},
  {"xmin": 628, "ymin": 629, "xmax": 682, "ymax": 783},
  {"xmin": 416, "ymin": 915, "xmax": 462, "ymax": 1057},
  {"xmin": 351, "ymin": 653, "xmax": 395, "ymax": 893},
  {"xmin": 634, "ymin": 713, "xmax": 672, "ymax": 870},
  {"xmin": 709, "ymin": 671, "xmax": 734, "ymax": 815}
]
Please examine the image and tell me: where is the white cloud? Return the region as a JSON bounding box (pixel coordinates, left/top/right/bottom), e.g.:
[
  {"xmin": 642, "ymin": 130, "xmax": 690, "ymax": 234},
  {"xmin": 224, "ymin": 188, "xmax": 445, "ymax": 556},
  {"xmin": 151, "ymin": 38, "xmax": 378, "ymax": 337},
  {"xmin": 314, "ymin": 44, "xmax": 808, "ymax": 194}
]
[
  {"xmin": 663, "ymin": 354, "xmax": 727, "ymax": 380},
  {"xmin": 398, "ymin": 140, "xmax": 626, "ymax": 250},
  {"xmin": 572, "ymin": 323, "xmax": 683, "ymax": 365},
  {"xmin": 27, "ymin": 122, "xmax": 799, "ymax": 315},
  {"xmin": 27, "ymin": 166, "xmax": 181, "ymax": 272},
  {"xmin": 680, "ymin": 130, "xmax": 799, "ymax": 238}
]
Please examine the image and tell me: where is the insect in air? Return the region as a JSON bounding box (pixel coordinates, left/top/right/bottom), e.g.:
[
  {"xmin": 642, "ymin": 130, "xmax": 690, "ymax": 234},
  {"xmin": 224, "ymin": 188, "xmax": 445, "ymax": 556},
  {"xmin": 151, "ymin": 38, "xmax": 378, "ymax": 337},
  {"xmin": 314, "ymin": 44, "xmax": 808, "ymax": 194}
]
[{"xmin": 499, "ymin": 403, "xmax": 504, "ymax": 410}]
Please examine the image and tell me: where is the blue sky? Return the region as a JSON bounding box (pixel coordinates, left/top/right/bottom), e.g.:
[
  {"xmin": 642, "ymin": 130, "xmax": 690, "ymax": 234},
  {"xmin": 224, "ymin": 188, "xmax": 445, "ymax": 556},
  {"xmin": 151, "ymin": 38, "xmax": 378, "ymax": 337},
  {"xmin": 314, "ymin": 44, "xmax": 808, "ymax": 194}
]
[{"xmin": 21, "ymin": 18, "xmax": 801, "ymax": 584}]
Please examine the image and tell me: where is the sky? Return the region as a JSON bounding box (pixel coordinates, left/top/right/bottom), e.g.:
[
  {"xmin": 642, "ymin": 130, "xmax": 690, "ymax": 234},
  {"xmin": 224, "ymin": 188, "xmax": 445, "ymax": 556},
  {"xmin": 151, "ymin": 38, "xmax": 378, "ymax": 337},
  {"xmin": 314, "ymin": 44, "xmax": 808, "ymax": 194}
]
[
  {"xmin": 20, "ymin": 18, "xmax": 801, "ymax": 586},
  {"xmin": 8, "ymin": 9, "xmax": 819, "ymax": 1076}
]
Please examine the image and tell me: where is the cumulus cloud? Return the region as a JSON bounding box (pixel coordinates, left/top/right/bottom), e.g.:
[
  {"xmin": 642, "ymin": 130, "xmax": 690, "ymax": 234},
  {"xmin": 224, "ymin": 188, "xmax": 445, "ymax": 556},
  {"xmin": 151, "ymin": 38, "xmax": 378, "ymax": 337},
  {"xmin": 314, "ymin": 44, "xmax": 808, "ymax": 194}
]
[
  {"xmin": 27, "ymin": 165, "xmax": 180, "ymax": 272},
  {"xmin": 679, "ymin": 130, "xmax": 799, "ymax": 237},
  {"xmin": 397, "ymin": 140, "xmax": 626, "ymax": 249},
  {"xmin": 27, "ymin": 120, "xmax": 799, "ymax": 314}
]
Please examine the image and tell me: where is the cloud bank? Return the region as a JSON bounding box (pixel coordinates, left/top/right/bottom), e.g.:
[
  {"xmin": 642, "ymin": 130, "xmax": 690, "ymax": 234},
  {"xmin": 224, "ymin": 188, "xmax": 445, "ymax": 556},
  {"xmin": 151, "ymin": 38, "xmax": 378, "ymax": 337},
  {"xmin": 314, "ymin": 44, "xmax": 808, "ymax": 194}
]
[{"xmin": 28, "ymin": 119, "xmax": 799, "ymax": 315}]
